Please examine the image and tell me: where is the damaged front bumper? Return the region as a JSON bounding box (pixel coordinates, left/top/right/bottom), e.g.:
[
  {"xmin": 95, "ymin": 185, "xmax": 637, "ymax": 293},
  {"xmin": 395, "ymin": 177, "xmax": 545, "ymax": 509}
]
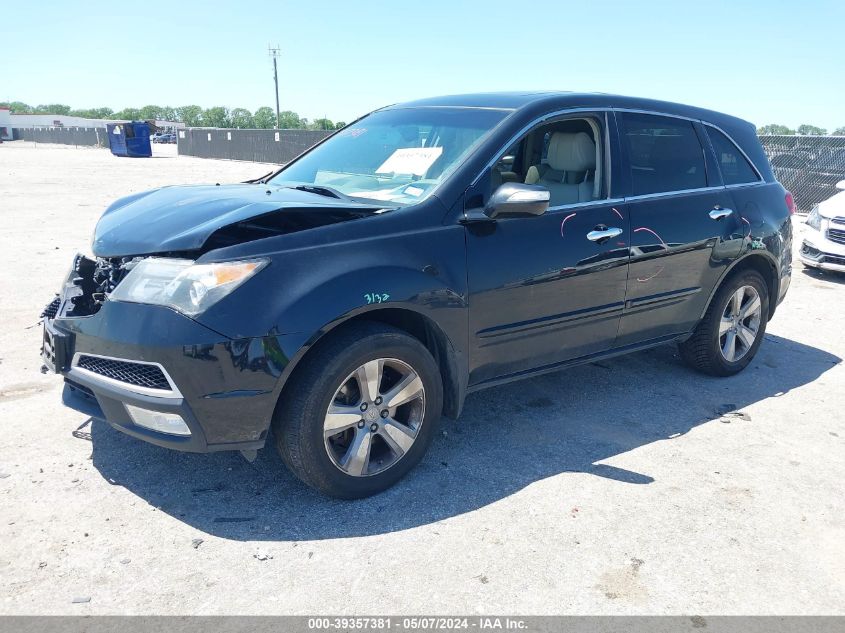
[{"xmin": 41, "ymin": 258, "xmax": 295, "ymax": 453}]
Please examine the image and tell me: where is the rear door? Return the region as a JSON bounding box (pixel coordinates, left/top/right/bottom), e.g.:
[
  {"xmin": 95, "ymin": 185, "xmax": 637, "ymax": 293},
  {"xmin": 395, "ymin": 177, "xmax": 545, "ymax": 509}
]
[{"xmin": 616, "ymin": 111, "xmax": 742, "ymax": 346}]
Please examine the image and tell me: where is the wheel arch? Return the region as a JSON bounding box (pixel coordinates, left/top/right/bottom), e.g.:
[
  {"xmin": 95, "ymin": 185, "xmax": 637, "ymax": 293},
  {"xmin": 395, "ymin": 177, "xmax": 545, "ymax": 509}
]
[
  {"xmin": 274, "ymin": 306, "xmax": 467, "ymax": 423},
  {"xmin": 700, "ymin": 252, "xmax": 780, "ymax": 324}
]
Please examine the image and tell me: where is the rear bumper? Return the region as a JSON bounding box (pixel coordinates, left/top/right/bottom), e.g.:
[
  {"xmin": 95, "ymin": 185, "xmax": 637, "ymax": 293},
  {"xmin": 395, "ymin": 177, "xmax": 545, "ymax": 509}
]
[{"xmin": 45, "ymin": 299, "xmax": 296, "ymax": 453}]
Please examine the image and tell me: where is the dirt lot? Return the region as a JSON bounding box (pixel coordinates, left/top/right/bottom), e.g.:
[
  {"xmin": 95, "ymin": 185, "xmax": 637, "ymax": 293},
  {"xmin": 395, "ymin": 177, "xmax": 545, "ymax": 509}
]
[{"xmin": 0, "ymin": 141, "xmax": 843, "ymax": 615}]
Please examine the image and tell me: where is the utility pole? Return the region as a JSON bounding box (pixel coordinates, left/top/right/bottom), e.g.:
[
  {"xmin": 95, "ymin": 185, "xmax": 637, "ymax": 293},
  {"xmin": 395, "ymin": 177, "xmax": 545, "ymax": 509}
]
[{"xmin": 268, "ymin": 45, "xmax": 281, "ymax": 129}]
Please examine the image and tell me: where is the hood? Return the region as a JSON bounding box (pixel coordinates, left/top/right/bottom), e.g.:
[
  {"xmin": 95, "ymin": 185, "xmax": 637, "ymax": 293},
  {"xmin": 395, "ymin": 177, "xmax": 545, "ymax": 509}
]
[
  {"xmin": 817, "ymin": 188, "xmax": 845, "ymax": 218},
  {"xmin": 92, "ymin": 184, "xmax": 386, "ymax": 257}
]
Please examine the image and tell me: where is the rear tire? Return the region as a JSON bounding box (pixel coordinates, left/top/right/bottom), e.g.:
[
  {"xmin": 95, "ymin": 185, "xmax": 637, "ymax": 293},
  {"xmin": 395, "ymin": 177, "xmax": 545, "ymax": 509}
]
[
  {"xmin": 272, "ymin": 321, "xmax": 443, "ymax": 499},
  {"xmin": 679, "ymin": 269, "xmax": 769, "ymax": 376}
]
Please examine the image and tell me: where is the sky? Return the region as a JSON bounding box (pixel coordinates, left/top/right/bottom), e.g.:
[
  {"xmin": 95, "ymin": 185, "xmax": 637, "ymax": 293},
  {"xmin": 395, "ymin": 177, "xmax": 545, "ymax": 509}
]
[{"xmin": 2, "ymin": 0, "xmax": 844, "ymax": 130}]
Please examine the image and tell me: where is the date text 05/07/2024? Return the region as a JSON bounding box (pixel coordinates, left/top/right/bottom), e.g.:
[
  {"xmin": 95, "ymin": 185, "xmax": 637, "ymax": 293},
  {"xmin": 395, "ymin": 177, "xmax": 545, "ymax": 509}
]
[{"xmin": 307, "ymin": 616, "xmax": 529, "ymax": 630}]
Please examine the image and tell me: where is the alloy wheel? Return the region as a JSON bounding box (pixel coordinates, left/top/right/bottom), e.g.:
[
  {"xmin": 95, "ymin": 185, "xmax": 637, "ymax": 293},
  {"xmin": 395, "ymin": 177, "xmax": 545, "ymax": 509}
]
[
  {"xmin": 323, "ymin": 358, "xmax": 426, "ymax": 477},
  {"xmin": 719, "ymin": 285, "xmax": 762, "ymax": 362}
]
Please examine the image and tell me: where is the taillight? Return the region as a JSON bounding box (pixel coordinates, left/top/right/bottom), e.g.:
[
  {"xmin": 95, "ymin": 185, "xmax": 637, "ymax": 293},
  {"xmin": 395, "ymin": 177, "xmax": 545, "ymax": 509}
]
[{"xmin": 785, "ymin": 191, "xmax": 796, "ymax": 215}]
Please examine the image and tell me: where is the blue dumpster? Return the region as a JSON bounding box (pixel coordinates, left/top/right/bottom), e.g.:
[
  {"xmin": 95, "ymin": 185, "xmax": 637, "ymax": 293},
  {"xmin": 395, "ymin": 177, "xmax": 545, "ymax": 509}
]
[{"xmin": 106, "ymin": 121, "xmax": 152, "ymax": 157}]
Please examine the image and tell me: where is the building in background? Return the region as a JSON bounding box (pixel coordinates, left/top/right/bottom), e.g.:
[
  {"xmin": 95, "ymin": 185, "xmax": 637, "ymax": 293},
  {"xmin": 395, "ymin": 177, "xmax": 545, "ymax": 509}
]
[{"xmin": 0, "ymin": 107, "xmax": 12, "ymax": 140}]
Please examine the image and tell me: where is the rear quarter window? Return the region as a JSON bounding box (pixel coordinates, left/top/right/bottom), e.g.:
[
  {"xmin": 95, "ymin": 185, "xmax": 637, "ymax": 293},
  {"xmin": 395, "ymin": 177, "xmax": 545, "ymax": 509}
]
[
  {"xmin": 706, "ymin": 127, "xmax": 759, "ymax": 185},
  {"xmin": 620, "ymin": 113, "xmax": 707, "ymax": 196}
]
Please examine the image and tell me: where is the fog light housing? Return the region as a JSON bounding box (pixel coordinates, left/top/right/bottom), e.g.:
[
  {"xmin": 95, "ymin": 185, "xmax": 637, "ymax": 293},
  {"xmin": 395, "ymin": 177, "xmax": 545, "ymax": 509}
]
[{"xmin": 125, "ymin": 404, "xmax": 191, "ymax": 436}]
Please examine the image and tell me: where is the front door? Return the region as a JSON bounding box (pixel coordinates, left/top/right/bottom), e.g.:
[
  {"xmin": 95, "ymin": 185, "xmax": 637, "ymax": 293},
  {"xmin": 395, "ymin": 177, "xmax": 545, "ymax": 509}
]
[{"xmin": 464, "ymin": 113, "xmax": 629, "ymax": 386}]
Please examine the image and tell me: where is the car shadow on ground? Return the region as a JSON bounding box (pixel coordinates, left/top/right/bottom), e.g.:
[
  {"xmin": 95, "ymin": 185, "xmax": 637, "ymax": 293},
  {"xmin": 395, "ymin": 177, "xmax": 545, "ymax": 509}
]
[
  {"xmin": 86, "ymin": 334, "xmax": 840, "ymax": 541},
  {"xmin": 800, "ymin": 266, "xmax": 845, "ymax": 285}
]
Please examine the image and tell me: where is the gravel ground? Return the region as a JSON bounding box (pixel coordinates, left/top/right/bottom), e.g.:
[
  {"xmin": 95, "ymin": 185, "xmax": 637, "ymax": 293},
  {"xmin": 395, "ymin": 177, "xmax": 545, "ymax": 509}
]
[{"xmin": 0, "ymin": 141, "xmax": 843, "ymax": 615}]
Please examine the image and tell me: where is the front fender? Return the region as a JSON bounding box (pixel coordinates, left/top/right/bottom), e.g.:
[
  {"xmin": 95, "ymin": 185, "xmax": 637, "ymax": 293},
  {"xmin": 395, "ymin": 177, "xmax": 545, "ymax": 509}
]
[
  {"xmin": 196, "ymin": 223, "xmax": 468, "ymax": 338},
  {"xmin": 193, "ymin": 222, "xmax": 469, "ymax": 387},
  {"xmin": 275, "ymin": 265, "xmax": 465, "ymax": 335},
  {"xmin": 255, "ymin": 267, "xmax": 469, "ymax": 418}
]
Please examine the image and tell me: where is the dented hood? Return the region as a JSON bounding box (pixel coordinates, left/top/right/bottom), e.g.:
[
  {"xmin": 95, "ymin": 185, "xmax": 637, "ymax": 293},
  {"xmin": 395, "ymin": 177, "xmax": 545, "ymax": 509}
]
[{"xmin": 92, "ymin": 184, "xmax": 384, "ymax": 257}]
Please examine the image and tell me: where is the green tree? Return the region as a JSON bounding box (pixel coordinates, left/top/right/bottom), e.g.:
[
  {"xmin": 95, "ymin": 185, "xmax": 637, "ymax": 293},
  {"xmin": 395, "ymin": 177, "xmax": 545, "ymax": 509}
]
[
  {"xmin": 797, "ymin": 124, "xmax": 827, "ymax": 136},
  {"xmin": 230, "ymin": 108, "xmax": 254, "ymax": 128},
  {"xmin": 2, "ymin": 101, "xmax": 33, "ymax": 113},
  {"xmin": 34, "ymin": 103, "xmax": 71, "ymax": 115},
  {"xmin": 202, "ymin": 107, "xmax": 231, "ymax": 128},
  {"xmin": 69, "ymin": 107, "xmax": 116, "ymax": 119},
  {"xmin": 113, "ymin": 108, "xmax": 142, "ymax": 120},
  {"xmin": 833, "ymin": 127, "xmax": 845, "ymax": 136},
  {"xmin": 278, "ymin": 110, "xmax": 303, "ymax": 129},
  {"xmin": 253, "ymin": 106, "xmax": 276, "ymax": 129},
  {"xmin": 310, "ymin": 118, "xmax": 334, "ymax": 131},
  {"xmin": 139, "ymin": 105, "xmax": 164, "ymax": 121},
  {"xmin": 158, "ymin": 106, "xmax": 176, "ymax": 122},
  {"xmin": 334, "ymin": 121, "xmax": 347, "ymax": 129},
  {"xmin": 757, "ymin": 124, "xmax": 794, "ymax": 135},
  {"xmin": 176, "ymin": 105, "xmax": 203, "ymax": 126}
]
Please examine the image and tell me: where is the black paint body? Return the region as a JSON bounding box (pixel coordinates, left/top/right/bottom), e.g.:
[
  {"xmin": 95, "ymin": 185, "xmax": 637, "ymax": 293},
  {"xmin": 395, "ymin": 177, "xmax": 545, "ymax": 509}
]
[{"xmin": 45, "ymin": 93, "xmax": 793, "ymax": 452}]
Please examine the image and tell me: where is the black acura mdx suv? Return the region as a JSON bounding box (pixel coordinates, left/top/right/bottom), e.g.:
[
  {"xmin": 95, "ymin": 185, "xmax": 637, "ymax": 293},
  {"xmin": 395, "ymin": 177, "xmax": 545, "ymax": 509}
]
[{"xmin": 41, "ymin": 93, "xmax": 793, "ymax": 498}]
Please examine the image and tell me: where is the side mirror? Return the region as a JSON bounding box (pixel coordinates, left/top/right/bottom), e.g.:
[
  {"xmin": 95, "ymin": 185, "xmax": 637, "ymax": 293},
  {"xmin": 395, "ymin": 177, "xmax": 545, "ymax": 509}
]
[
  {"xmin": 461, "ymin": 183, "xmax": 551, "ymax": 225},
  {"xmin": 836, "ymin": 180, "xmax": 845, "ymax": 191},
  {"xmin": 487, "ymin": 182, "xmax": 550, "ymax": 219}
]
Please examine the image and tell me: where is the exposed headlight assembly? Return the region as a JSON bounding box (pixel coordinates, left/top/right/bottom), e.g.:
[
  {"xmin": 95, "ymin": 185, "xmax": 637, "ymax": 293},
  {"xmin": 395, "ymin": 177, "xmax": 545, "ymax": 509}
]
[
  {"xmin": 109, "ymin": 258, "xmax": 268, "ymax": 316},
  {"xmin": 805, "ymin": 205, "xmax": 823, "ymax": 231}
]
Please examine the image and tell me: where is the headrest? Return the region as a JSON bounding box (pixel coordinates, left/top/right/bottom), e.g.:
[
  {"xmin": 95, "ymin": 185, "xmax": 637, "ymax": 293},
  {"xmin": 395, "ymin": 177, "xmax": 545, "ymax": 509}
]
[{"xmin": 547, "ymin": 132, "xmax": 595, "ymax": 172}]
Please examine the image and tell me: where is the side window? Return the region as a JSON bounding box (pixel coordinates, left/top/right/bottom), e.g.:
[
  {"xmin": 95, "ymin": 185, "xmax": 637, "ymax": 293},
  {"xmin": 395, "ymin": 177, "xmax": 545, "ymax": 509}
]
[
  {"xmin": 620, "ymin": 113, "xmax": 707, "ymax": 196},
  {"xmin": 706, "ymin": 127, "xmax": 759, "ymax": 185},
  {"xmin": 482, "ymin": 117, "xmax": 605, "ymax": 207}
]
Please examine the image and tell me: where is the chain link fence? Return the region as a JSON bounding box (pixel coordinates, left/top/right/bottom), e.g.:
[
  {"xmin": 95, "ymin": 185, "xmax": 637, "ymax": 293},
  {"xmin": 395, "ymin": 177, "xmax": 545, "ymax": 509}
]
[{"xmin": 759, "ymin": 135, "xmax": 845, "ymax": 212}]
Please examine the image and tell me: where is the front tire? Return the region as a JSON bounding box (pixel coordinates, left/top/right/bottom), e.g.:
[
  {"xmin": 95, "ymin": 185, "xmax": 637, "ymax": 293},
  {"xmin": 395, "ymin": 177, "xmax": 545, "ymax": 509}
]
[
  {"xmin": 679, "ymin": 269, "xmax": 769, "ymax": 376},
  {"xmin": 272, "ymin": 322, "xmax": 443, "ymax": 499}
]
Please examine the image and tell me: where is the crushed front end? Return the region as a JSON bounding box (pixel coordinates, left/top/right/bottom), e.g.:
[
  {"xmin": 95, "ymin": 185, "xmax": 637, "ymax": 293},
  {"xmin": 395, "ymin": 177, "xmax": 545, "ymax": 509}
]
[{"xmin": 40, "ymin": 253, "xmax": 289, "ymax": 453}]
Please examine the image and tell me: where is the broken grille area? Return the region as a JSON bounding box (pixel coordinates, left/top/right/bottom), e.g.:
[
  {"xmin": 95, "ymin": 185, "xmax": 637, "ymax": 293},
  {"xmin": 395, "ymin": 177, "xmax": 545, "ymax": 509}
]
[
  {"xmin": 41, "ymin": 296, "xmax": 61, "ymax": 319},
  {"xmin": 75, "ymin": 355, "xmax": 172, "ymax": 391}
]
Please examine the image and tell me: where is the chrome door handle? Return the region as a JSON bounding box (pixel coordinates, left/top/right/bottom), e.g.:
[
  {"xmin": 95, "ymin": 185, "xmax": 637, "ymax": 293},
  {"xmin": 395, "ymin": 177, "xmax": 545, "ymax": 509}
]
[
  {"xmin": 586, "ymin": 227, "xmax": 623, "ymax": 243},
  {"xmin": 709, "ymin": 208, "xmax": 733, "ymax": 220}
]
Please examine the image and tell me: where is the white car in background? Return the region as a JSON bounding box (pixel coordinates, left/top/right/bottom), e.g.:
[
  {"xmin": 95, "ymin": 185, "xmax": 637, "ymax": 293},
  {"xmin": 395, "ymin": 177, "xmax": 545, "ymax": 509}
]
[{"xmin": 801, "ymin": 180, "xmax": 845, "ymax": 273}]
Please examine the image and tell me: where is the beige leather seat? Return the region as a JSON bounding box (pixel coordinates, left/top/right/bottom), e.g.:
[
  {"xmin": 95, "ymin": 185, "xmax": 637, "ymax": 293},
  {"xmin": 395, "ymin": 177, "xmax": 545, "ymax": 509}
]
[{"xmin": 525, "ymin": 132, "xmax": 596, "ymax": 206}]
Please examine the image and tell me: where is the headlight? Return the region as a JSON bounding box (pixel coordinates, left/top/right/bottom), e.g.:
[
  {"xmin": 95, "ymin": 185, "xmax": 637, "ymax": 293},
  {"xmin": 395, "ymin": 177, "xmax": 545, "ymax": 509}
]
[
  {"xmin": 109, "ymin": 257, "xmax": 267, "ymax": 316},
  {"xmin": 805, "ymin": 205, "xmax": 823, "ymax": 231}
]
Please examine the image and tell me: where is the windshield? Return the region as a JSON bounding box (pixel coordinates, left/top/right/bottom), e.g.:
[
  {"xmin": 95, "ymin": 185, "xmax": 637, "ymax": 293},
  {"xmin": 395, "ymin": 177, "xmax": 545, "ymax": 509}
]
[{"xmin": 268, "ymin": 107, "xmax": 510, "ymax": 205}]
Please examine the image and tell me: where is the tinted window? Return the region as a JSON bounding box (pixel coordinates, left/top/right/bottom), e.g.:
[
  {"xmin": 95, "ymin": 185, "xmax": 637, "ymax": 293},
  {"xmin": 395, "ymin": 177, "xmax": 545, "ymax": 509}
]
[
  {"xmin": 707, "ymin": 127, "xmax": 759, "ymax": 185},
  {"xmin": 621, "ymin": 113, "xmax": 706, "ymax": 195}
]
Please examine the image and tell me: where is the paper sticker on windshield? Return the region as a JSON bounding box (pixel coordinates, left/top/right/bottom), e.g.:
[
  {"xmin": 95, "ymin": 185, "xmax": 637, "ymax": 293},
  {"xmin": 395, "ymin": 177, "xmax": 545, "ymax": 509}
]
[{"xmin": 376, "ymin": 147, "xmax": 443, "ymax": 176}]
